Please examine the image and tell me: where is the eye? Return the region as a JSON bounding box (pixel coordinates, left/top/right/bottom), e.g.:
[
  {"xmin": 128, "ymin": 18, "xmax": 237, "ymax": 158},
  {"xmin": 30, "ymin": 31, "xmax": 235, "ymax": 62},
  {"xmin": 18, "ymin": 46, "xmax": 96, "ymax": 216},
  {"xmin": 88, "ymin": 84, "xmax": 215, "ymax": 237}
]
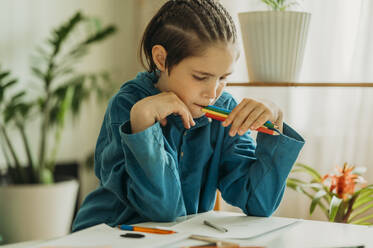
[
  {"xmin": 193, "ymin": 75, "xmax": 208, "ymax": 81},
  {"xmin": 219, "ymin": 76, "xmax": 227, "ymax": 81}
]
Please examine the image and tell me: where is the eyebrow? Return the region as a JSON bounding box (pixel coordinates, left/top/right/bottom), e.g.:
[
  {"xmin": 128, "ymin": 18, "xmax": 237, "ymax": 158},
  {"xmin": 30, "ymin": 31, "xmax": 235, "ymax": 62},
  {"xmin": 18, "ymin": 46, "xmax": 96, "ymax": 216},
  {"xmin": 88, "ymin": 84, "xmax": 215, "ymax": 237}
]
[{"xmin": 192, "ymin": 70, "xmax": 232, "ymax": 77}]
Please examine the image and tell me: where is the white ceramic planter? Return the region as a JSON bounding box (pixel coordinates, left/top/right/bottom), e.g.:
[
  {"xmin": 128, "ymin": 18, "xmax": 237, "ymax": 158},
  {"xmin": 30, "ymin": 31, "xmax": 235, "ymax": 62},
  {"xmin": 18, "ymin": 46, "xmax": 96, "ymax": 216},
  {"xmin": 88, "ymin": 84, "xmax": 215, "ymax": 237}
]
[
  {"xmin": 0, "ymin": 180, "xmax": 79, "ymax": 244},
  {"xmin": 238, "ymin": 11, "xmax": 311, "ymax": 83}
]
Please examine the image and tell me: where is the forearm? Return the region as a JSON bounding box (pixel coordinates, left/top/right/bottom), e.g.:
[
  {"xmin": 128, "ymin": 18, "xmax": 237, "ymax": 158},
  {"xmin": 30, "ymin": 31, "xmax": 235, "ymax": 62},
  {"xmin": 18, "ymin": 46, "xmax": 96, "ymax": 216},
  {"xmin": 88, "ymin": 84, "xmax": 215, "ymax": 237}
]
[
  {"xmin": 245, "ymin": 123, "xmax": 304, "ymax": 215},
  {"xmin": 120, "ymin": 121, "xmax": 186, "ymax": 221},
  {"xmin": 130, "ymin": 101, "xmax": 157, "ymax": 133},
  {"xmin": 219, "ymin": 123, "xmax": 304, "ymax": 217}
]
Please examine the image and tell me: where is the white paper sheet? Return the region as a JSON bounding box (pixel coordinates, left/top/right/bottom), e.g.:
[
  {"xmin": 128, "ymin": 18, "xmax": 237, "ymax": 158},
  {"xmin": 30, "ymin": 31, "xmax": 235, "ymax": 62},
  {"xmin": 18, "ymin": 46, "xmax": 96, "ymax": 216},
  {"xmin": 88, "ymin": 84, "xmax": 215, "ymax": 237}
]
[
  {"xmin": 29, "ymin": 224, "xmax": 189, "ymax": 248},
  {"xmin": 172, "ymin": 211, "xmax": 299, "ymax": 239}
]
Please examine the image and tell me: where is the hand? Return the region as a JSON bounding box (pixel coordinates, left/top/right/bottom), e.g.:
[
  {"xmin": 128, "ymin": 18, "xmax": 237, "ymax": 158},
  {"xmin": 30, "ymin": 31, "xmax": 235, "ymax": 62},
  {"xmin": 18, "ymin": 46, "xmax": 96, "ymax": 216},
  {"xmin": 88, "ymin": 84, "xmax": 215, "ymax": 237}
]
[
  {"xmin": 130, "ymin": 92, "xmax": 196, "ymax": 134},
  {"xmin": 222, "ymin": 98, "xmax": 283, "ymax": 136}
]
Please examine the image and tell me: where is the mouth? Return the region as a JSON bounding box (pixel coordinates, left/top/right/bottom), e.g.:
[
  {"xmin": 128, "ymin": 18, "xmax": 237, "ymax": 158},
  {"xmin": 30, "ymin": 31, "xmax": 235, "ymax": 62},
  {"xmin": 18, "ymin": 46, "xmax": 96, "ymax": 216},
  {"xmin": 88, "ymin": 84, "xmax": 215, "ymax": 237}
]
[{"xmin": 194, "ymin": 104, "xmax": 209, "ymax": 108}]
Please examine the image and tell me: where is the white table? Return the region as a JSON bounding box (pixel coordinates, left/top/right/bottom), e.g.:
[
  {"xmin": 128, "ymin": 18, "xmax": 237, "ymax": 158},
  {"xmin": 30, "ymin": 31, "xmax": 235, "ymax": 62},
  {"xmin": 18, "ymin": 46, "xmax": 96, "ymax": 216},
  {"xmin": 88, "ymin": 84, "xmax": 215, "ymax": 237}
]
[
  {"xmin": 1, "ymin": 212, "xmax": 372, "ymax": 248},
  {"xmin": 166, "ymin": 218, "xmax": 372, "ymax": 248}
]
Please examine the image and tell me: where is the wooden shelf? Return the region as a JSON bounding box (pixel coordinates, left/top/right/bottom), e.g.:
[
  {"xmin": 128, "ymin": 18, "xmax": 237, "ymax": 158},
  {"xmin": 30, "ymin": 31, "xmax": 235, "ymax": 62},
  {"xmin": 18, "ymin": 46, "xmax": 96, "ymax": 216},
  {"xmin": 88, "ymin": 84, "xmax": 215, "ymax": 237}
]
[{"xmin": 227, "ymin": 82, "xmax": 373, "ymax": 87}]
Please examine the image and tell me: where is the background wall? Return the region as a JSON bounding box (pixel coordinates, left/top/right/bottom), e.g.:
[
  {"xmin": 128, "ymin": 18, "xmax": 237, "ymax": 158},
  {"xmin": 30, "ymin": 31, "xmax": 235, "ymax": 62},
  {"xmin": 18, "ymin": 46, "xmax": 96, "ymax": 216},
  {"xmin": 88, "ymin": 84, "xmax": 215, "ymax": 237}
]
[{"xmin": 1, "ymin": 0, "xmax": 373, "ymax": 223}]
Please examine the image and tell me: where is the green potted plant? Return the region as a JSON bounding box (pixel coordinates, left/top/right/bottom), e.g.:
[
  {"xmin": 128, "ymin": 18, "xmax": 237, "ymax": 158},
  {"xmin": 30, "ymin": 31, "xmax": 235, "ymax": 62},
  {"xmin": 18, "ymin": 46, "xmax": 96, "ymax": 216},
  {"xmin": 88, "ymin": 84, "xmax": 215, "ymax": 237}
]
[
  {"xmin": 238, "ymin": 0, "xmax": 311, "ymax": 83},
  {"xmin": 0, "ymin": 11, "xmax": 116, "ymax": 244},
  {"xmin": 287, "ymin": 162, "xmax": 373, "ymax": 225}
]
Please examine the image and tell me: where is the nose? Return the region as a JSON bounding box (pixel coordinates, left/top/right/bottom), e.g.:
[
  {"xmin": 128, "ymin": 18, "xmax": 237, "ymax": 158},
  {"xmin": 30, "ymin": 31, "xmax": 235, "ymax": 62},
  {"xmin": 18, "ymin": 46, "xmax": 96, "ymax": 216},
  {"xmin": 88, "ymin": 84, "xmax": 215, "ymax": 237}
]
[{"xmin": 202, "ymin": 80, "xmax": 219, "ymax": 100}]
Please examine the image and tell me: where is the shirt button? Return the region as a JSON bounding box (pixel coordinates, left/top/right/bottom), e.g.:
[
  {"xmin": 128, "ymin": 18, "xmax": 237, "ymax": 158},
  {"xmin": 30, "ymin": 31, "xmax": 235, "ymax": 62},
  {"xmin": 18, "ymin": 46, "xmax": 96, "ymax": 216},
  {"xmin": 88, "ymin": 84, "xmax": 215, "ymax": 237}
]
[
  {"xmin": 208, "ymin": 118, "xmax": 212, "ymax": 122},
  {"xmin": 184, "ymin": 131, "xmax": 187, "ymax": 136},
  {"xmin": 181, "ymin": 151, "xmax": 184, "ymax": 157}
]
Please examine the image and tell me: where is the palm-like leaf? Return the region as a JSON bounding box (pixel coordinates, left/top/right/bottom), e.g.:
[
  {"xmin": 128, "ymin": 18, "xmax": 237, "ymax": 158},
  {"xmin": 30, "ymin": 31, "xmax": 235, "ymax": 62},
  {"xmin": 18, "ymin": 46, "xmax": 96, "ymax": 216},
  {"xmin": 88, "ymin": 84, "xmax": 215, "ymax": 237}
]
[
  {"xmin": 348, "ymin": 185, "xmax": 373, "ymax": 223},
  {"xmin": 0, "ymin": 11, "xmax": 117, "ymax": 184}
]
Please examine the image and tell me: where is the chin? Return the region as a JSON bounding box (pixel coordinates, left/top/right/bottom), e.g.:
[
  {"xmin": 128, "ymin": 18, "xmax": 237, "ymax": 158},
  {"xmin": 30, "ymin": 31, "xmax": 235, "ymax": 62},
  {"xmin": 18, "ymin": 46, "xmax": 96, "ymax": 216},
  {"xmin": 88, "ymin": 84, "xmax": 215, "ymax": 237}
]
[
  {"xmin": 192, "ymin": 110, "xmax": 205, "ymax": 118},
  {"xmin": 189, "ymin": 105, "xmax": 204, "ymax": 118}
]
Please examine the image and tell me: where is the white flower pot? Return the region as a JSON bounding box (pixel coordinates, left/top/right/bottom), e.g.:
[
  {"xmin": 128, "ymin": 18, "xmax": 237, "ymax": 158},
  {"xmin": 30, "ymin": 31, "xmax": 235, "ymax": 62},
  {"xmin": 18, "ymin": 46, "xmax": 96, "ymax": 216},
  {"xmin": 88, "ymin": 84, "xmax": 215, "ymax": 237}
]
[
  {"xmin": 238, "ymin": 11, "xmax": 311, "ymax": 83},
  {"xmin": 0, "ymin": 179, "xmax": 79, "ymax": 244}
]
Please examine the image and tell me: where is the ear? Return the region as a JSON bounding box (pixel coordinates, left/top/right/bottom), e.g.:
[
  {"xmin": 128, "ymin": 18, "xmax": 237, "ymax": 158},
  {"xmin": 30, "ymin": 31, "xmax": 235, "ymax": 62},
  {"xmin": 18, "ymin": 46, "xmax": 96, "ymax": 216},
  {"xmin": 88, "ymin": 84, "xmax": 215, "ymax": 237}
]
[{"xmin": 152, "ymin": 45, "xmax": 167, "ymax": 72}]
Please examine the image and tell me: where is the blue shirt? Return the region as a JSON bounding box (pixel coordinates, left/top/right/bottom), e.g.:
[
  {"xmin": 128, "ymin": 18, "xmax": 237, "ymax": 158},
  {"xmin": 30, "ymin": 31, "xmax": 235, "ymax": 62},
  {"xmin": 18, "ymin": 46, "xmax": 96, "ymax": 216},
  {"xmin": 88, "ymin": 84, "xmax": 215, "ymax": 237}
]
[{"xmin": 72, "ymin": 71, "xmax": 305, "ymax": 232}]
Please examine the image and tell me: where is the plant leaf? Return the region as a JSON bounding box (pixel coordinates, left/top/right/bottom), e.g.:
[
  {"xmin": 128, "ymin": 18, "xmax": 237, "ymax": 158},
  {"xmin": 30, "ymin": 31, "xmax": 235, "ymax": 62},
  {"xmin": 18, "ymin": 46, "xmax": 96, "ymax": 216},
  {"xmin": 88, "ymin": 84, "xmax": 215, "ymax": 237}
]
[
  {"xmin": 310, "ymin": 190, "xmax": 327, "ymax": 215},
  {"xmin": 49, "ymin": 12, "xmax": 83, "ymax": 56},
  {"xmin": 293, "ymin": 163, "xmax": 323, "ymax": 182},
  {"xmin": 39, "ymin": 168, "xmax": 54, "ymax": 184},
  {"xmin": 83, "ymin": 25, "xmax": 117, "ymax": 45},
  {"xmin": 349, "ymin": 203, "xmax": 373, "ymax": 222},
  {"xmin": 350, "ymin": 213, "xmax": 373, "ymax": 225},
  {"xmin": 353, "ymin": 196, "xmax": 373, "ymax": 210},
  {"xmin": 329, "ymin": 196, "xmax": 343, "ymax": 222},
  {"xmin": 0, "ymin": 71, "xmax": 10, "ymax": 81},
  {"xmin": 31, "ymin": 66, "xmax": 46, "ymax": 80},
  {"xmin": 56, "ymin": 85, "xmax": 75, "ymax": 127}
]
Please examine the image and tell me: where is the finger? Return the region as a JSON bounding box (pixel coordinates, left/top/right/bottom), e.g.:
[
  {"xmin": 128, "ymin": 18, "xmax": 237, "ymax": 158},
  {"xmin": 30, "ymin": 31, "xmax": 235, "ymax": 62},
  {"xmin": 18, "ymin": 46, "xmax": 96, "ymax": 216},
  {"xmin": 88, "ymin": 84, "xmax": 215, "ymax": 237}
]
[
  {"xmin": 229, "ymin": 101, "xmax": 257, "ymax": 136},
  {"xmin": 222, "ymin": 100, "xmax": 248, "ymax": 127},
  {"xmin": 179, "ymin": 109, "xmax": 192, "ymax": 129},
  {"xmin": 166, "ymin": 93, "xmax": 192, "ymax": 129},
  {"xmin": 190, "ymin": 114, "xmax": 196, "ymax": 127},
  {"xmin": 223, "ymin": 98, "xmax": 255, "ymax": 127},
  {"xmin": 235, "ymin": 107, "xmax": 264, "ymax": 136},
  {"xmin": 238, "ymin": 111, "xmax": 268, "ymax": 135},
  {"xmin": 188, "ymin": 108, "xmax": 195, "ymax": 127},
  {"xmin": 249, "ymin": 109, "xmax": 271, "ymax": 131},
  {"xmin": 180, "ymin": 103, "xmax": 195, "ymax": 128},
  {"xmin": 174, "ymin": 103, "xmax": 193, "ymax": 129},
  {"xmin": 229, "ymin": 108, "xmax": 254, "ymax": 136}
]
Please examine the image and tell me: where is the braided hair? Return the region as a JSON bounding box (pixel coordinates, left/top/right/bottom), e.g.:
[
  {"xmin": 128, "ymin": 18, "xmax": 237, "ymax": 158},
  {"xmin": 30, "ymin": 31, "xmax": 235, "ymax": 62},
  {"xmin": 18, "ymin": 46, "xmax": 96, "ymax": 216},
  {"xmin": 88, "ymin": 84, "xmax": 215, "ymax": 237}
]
[{"xmin": 139, "ymin": 0, "xmax": 237, "ymax": 74}]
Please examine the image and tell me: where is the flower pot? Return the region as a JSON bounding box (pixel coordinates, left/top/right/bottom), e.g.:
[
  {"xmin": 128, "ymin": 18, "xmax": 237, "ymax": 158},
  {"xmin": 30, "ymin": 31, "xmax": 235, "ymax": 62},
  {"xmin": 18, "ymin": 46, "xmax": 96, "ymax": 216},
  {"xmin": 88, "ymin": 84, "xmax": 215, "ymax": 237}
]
[
  {"xmin": 238, "ymin": 11, "xmax": 311, "ymax": 83},
  {"xmin": 0, "ymin": 179, "xmax": 79, "ymax": 244}
]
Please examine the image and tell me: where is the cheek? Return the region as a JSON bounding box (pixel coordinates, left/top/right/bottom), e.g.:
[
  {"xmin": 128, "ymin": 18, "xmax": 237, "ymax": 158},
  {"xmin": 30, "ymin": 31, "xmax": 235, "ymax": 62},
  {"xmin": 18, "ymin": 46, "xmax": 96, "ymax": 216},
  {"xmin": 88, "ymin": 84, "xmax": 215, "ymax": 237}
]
[{"xmin": 216, "ymin": 83, "xmax": 225, "ymax": 97}]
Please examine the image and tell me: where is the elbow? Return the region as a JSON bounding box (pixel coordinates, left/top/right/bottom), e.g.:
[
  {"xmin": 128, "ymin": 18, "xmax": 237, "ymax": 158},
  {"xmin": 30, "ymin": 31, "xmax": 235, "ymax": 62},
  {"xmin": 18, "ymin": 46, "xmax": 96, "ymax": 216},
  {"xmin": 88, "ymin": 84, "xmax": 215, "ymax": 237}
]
[
  {"xmin": 244, "ymin": 206, "xmax": 274, "ymax": 217},
  {"xmin": 244, "ymin": 188, "xmax": 285, "ymax": 217},
  {"xmin": 130, "ymin": 194, "xmax": 186, "ymax": 222},
  {"xmin": 146, "ymin": 201, "xmax": 185, "ymax": 222},
  {"xmin": 151, "ymin": 211, "xmax": 179, "ymax": 222},
  {"xmin": 245, "ymin": 198, "xmax": 279, "ymax": 217}
]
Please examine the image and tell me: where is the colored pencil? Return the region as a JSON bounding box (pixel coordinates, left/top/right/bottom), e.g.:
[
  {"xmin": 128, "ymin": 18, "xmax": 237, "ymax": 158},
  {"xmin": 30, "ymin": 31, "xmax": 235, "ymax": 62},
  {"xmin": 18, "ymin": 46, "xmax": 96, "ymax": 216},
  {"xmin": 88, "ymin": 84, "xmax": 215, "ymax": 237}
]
[
  {"xmin": 117, "ymin": 224, "xmax": 176, "ymax": 234},
  {"xmin": 256, "ymin": 126, "xmax": 279, "ymax": 136},
  {"xmin": 205, "ymin": 112, "xmax": 227, "ymax": 122},
  {"xmin": 204, "ymin": 105, "xmax": 278, "ymax": 128},
  {"xmin": 204, "ymin": 105, "xmax": 230, "ymax": 115},
  {"xmin": 202, "ymin": 105, "xmax": 279, "ymax": 135},
  {"xmin": 201, "ymin": 108, "xmax": 229, "ymax": 118}
]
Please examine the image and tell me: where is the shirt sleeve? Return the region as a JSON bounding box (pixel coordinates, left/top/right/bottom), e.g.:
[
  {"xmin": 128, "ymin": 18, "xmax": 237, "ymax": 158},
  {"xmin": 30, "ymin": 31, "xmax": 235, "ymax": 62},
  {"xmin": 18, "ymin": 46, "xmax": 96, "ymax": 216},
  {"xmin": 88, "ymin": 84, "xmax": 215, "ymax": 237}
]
[
  {"xmin": 95, "ymin": 95, "xmax": 186, "ymax": 222},
  {"xmin": 218, "ymin": 123, "xmax": 305, "ymax": 217}
]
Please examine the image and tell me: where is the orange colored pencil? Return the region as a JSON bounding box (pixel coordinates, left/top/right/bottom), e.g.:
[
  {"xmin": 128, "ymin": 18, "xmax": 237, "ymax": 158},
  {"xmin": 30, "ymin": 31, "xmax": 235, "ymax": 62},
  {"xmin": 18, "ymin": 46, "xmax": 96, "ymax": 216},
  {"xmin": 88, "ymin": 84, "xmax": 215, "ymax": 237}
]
[
  {"xmin": 256, "ymin": 127, "xmax": 279, "ymax": 136},
  {"xmin": 118, "ymin": 224, "xmax": 176, "ymax": 234}
]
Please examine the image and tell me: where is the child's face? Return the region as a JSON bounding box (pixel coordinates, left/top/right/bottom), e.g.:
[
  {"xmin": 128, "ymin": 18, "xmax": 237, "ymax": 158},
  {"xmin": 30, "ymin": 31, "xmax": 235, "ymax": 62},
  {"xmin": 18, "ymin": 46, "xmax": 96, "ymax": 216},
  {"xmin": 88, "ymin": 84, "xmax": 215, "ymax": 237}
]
[{"xmin": 158, "ymin": 43, "xmax": 238, "ymax": 118}]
